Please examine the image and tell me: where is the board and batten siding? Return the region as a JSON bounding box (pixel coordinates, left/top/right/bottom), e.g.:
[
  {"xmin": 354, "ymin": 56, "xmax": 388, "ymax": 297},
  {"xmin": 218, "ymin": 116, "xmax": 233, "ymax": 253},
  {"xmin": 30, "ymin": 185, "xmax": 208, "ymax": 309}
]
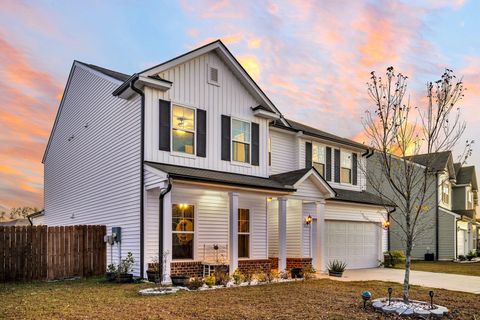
[
  {"xmin": 269, "ymin": 129, "xmax": 298, "ymax": 175},
  {"xmin": 144, "ymin": 51, "xmax": 269, "ymax": 177},
  {"xmin": 43, "ymin": 63, "xmax": 142, "ymax": 274}
]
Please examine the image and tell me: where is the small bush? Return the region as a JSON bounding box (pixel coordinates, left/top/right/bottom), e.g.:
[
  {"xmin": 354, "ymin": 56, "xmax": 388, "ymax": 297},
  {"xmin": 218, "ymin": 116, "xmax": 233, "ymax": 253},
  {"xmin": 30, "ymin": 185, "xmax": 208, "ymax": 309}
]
[
  {"xmin": 187, "ymin": 277, "xmax": 204, "ymax": 290},
  {"xmin": 383, "ymin": 250, "xmax": 406, "ymax": 268},
  {"xmin": 232, "ymin": 269, "xmax": 245, "ymax": 285},
  {"xmin": 301, "ymin": 265, "xmax": 316, "ymax": 280},
  {"xmin": 254, "ymin": 271, "xmax": 267, "ymax": 283},
  {"xmin": 266, "ymin": 270, "xmax": 279, "ymax": 282},
  {"xmin": 204, "ymin": 275, "xmax": 216, "ymax": 288},
  {"xmin": 466, "ymin": 251, "xmax": 476, "ymax": 261},
  {"xmin": 117, "ymin": 252, "xmax": 135, "ymax": 274},
  {"xmin": 327, "ymin": 260, "xmax": 347, "ymax": 273},
  {"xmin": 458, "ymin": 255, "xmax": 466, "ymax": 261},
  {"xmin": 244, "ymin": 271, "xmax": 253, "ymax": 285},
  {"xmin": 214, "ymin": 268, "xmax": 230, "ymax": 287}
]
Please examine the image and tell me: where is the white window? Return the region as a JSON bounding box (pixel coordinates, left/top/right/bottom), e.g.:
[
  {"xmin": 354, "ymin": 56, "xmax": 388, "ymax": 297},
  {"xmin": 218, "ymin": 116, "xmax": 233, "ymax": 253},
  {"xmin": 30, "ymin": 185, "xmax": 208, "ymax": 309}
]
[
  {"xmin": 238, "ymin": 209, "xmax": 250, "ymax": 258},
  {"xmin": 441, "ymin": 181, "xmax": 450, "ymax": 204},
  {"xmin": 172, "ymin": 104, "xmax": 195, "ymax": 155},
  {"xmin": 208, "ymin": 65, "xmax": 220, "ymax": 86},
  {"xmin": 172, "ymin": 204, "xmax": 195, "ymax": 260},
  {"xmin": 467, "ymin": 190, "xmax": 474, "ymax": 209},
  {"xmin": 340, "ymin": 151, "xmax": 352, "ymax": 184},
  {"xmin": 232, "ymin": 119, "xmax": 251, "ymax": 163},
  {"xmin": 312, "ymin": 144, "xmax": 326, "ymax": 177}
]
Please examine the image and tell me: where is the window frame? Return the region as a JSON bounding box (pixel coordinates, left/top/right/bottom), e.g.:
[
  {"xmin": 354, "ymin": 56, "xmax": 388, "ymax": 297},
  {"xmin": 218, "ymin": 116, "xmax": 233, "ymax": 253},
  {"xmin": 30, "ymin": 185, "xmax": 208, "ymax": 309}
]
[
  {"xmin": 441, "ymin": 181, "xmax": 450, "ymax": 205},
  {"xmin": 170, "ymin": 103, "xmax": 196, "ymax": 157},
  {"xmin": 231, "ymin": 117, "xmax": 252, "ymax": 165},
  {"xmin": 467, "ymin": 189, "xmax": 473, "ymax": 209},
  {"xmin": 171, "ymin": 203, "xmax": 196, "ymax": 261},
  {"xmin": 340, "ymin": 150, "xmax": 352, "ymax": 184},
  {"xmin": 312, "ymin": 143, "xmax": 326, "ymax": 177},
  {"xmin": 238, "ymin": 208, "xmax": 251, "ymax": 259}
]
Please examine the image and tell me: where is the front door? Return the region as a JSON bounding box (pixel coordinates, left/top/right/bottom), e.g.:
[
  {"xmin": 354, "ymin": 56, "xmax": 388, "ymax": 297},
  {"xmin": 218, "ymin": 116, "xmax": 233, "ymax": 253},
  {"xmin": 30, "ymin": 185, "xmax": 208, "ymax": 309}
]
[{"xmin": 458, "ymin": 229, "xmax": 467, "ymax": 256}]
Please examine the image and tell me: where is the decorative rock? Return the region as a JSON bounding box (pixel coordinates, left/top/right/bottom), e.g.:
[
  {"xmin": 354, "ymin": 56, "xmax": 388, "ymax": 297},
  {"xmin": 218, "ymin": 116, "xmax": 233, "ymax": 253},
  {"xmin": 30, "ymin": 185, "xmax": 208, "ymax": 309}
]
[
  {"xmin": 395, "ymin": 306, "xmax": 408, "ymax": 315},
  {"xmin": 371, "ymin": 297, "xmax": 449, "ymax": 318},
  {"xmin": 400, "ymin": 308, "xmax": 414, "ymax": 316},
  {"xmin": 430, "ymin": 306, "xmax": 449, "ymax": 318},
  {"xmin": 372, "ymin": 301, "xmax": 384, "ymax": 309},
  {"xmin": 381, "ymin": 305, "xmax": 397, "ymax": 314},
  {"xmin": 414, "ymin": 308, "xmax": 431, "ymax": 316}
]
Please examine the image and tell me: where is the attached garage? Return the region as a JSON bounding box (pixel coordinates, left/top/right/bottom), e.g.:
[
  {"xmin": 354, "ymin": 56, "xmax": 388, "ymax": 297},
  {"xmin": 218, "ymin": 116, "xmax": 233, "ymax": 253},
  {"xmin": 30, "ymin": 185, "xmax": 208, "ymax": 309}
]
[{"xmin": 325, "ymin": 221, "xmax": 381, "ymax": 269}]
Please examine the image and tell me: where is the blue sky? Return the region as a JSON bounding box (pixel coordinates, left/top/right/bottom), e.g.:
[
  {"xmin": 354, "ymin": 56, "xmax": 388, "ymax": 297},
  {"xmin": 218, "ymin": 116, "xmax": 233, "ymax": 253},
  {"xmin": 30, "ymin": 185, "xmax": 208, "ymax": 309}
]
[{"xmin": 0, "ymin": 0, "xmax": 479, "ymax": 208}]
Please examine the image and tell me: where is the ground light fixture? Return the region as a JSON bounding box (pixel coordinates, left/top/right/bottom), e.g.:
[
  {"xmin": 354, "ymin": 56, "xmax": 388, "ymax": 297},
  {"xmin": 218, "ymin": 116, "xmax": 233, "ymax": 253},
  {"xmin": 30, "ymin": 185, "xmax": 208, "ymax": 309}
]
[
  {"xmin": 387, "ymin": 287, "xmax": 393, "ymax": 305},
  {"xmin": 429, "ymin": 290, "xmax": 435, "ymax": 309},
  {"xmin": 361, "ymin": 291, "xmax": 372, "ymax": 309},
  {"xmin": 305, "ymin": 215, "xmax": 313, "ymax": 225}
]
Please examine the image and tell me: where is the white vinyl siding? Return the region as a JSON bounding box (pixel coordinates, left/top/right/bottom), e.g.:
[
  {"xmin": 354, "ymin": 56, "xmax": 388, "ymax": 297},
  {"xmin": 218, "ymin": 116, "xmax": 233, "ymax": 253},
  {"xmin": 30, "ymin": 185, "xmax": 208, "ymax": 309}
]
[
  {"xmin": 438, "ymin": 209, "xmax": 456, "ymax": 260},
  {"xmin": 144, "ymin": 51, "xmax": 269, "ymax": 177},
  {"xmin": 43, "ymin": 63, "xmax": 142, "ymax": 275},
  {"xmin": 294, "ymin": 177, "xmax": 325, "ymax": 199},
  {"xmin": 269, "ymin": 129, "xmax": 298, "ymax": 175}
]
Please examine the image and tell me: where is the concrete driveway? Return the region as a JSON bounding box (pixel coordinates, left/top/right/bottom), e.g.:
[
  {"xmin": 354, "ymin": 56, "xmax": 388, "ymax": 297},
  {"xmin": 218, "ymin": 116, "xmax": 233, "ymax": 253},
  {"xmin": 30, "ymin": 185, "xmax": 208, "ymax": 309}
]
[{"xmin": 319, "ymin": 268, "xmax": 480, "ymax": 294}]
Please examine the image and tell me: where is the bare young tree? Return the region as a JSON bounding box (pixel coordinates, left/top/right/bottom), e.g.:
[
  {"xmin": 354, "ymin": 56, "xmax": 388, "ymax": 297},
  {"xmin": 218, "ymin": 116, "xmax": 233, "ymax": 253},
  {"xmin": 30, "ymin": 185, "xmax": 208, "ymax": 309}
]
[{"xmin": 362, "ymin": 67, "xmax": 468, "ymax": 303}]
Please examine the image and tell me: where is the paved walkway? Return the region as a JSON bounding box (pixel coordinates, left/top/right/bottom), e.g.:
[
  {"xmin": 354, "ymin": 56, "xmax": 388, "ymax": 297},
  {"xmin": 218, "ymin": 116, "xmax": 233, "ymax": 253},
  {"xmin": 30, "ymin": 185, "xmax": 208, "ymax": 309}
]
[{"xmin": 318, "ymin": 268, "xmax": 480, "ymax": 294}]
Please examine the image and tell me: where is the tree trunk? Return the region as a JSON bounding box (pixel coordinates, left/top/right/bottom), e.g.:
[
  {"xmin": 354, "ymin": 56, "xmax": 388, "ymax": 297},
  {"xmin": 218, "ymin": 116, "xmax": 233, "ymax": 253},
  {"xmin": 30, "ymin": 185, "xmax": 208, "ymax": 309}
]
[{"xmin": 403, "ymin": 240, "xmax": 412, "ymax": 303}]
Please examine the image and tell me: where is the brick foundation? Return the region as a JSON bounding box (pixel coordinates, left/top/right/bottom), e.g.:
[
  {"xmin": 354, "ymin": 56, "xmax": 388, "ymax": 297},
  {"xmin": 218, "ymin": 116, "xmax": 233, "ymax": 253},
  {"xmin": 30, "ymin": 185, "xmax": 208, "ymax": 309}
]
[
  {"xmin": 170, "ymin": 261, "xmax": 203, "ymax": 277},
  {"xmin": 238, "ymin": 259, "xmax": 272, "ymax": 274},
  {"xmin": 268, "ymin": 257, "xmax": 312, "ymax": 270}
]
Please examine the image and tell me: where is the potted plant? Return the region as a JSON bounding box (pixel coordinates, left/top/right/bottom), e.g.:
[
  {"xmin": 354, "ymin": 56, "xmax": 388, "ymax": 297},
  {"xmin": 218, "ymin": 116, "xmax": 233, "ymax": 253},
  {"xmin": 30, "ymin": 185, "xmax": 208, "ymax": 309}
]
[
  {"xmin": 327, "ymin": 260, "xmax": 347, "ymax": 277},
  {"xmin": 290, "ymin": 267, "xmax": 302, "ymax": 279},
  {"xmin": 105, "ymin": 264, "xmax": 117, "ymax": 282},
  {"xmin": 116, "ymin": 252, "xmax": 135, "ymax": 283},
  {"xmin": 170, "ymin": 274, "xmax": 190, "ymax": 286},
  {"xmin": 146, "ymin": 259, "xmax": 160, "ymax": 283}
]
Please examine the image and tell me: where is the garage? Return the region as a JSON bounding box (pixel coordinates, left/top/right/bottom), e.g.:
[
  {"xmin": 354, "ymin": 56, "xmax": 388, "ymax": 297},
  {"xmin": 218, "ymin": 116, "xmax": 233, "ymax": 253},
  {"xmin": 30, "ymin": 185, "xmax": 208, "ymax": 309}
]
[{"xmin": 325, "ymin": 221, "xmax": 381, "ymax": 269}]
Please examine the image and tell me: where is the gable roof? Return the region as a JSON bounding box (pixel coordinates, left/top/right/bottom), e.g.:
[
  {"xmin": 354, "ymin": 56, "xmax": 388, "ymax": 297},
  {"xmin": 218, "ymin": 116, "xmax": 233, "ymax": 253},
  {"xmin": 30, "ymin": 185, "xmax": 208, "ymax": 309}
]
[
  {"xmin": 76, "ymin": 61, "xmax": 131, "ymax": 82},
  {"xmin": 270, "ymin": 167, "xmax": 336, "ymax": 198},
  {"xmin": 454, "ymin": 163, "xmax": 477, "ymax": 190},
  {"xmin": 271, "ymin": 118, "xmax": 367, "ymax": 150},
  {"xmin": 408, "ymin": 151, "xmax": 456, "ymax": 179},
  {"xmin": 145, "ymin": 162, "xmax": 294, "ymax": 192}
]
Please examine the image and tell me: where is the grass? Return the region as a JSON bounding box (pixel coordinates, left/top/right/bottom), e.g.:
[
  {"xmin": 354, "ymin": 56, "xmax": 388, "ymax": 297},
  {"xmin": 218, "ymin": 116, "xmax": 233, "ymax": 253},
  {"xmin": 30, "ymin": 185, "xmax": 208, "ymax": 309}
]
[
  {"xmin": 1, "ymin": 277, "xmax": 479, "ymax": 319},
  {"xmin": 394, "ymin": 260, "xmax": 480, "ymax": 277}
]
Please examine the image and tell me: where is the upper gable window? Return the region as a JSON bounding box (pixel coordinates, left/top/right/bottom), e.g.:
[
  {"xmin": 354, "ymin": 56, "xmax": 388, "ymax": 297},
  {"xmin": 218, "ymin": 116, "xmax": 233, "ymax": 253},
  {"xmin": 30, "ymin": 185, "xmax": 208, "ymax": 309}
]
[
  {"xmin": 312, "ymin": 144, "xmax": 325, "ymax": 177},
  {"xmin": 467, "ymin": 190, "xmax": 473, "ymax": 209},
  {"xmin": 172, "ymin": 104, "xmax": 195, "ymax": 154},
  {"xmin": 208, "ymin": 65, "xmax": 220, "ymax": 86},
  {"xmin": 232, "ymin": 118, "xmax": 251, "ymax": 163},
  {"xmin": 441, "ymin": 180, "xmax": 450, "ymax": 204},
  {"xmin": 340, "ymin": 151, "xmax": 352, "ymax": 184}
]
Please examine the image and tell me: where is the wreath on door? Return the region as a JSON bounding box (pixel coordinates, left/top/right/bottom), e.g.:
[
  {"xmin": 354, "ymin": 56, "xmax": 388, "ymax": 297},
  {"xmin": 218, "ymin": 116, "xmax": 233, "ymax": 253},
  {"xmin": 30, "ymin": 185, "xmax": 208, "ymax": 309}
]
[{"xmin": 175, "ymin": 219, "xmax": 193, "ymax": 244}]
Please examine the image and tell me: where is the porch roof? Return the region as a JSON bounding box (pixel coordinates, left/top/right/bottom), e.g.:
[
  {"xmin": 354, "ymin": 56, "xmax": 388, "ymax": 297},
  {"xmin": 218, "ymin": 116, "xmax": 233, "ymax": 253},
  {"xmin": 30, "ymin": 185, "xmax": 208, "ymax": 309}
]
[
  {"xmin": 330, "ymin": 188, "xmax": 393, "ymax": 207},
  {"xmin": 453, "ymin": 209, "xmax": 477, "ymax": 220},
  {"xmin": 145, "ymin": 162, "xmax": 295, "ymax": 192}
]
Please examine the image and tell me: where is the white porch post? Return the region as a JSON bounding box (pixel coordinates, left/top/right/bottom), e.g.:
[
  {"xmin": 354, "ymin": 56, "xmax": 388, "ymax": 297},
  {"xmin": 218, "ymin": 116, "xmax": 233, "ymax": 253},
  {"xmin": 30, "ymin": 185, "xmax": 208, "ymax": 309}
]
[
  {"xmin": 162, "ymin": 191, "xmax": 172, "ymax": 284},
  {"xmin": 315, "ymin": 200, "xmax": 326, "ymax": 273},
  {"xmin": 278, "ymin": 197, "xmax": 287, "ymax": 271},
  {"xmin": 229, "ymin": 192, "xmax": 239, "ymax": 274}
]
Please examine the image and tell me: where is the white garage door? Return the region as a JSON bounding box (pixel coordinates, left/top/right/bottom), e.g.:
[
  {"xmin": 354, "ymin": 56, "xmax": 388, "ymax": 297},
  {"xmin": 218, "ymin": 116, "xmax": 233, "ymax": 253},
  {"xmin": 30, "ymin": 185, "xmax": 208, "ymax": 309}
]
[{"xmin": 326, "ymin": 221, "xmax": 380, "ymax": 269}]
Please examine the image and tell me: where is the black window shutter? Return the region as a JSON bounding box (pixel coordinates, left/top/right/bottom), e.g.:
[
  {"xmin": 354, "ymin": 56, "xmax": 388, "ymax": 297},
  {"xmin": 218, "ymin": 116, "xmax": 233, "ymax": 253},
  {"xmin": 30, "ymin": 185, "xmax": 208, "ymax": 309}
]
[
  {"xmin": 251, "ymin": 122, "xmax": 260, "ymax": 166},
  {"xmin": 352, "ymin": 153, "xmax": 358, "ymax": 185},
  {"xmin": 196, "ymin": 109, "xmax": 207, "ymax": 157},
  {"xmin": 326, "ymin": 147, "xmax": 332, "ymax": 181},
  {"xmin": 305, "ymin": 142, "xmax": 312, "ymax": 168},
  {"xmin": 158, "ymin": 99, "xmax": 171, "ymax": 151},
  {"xmin": 221, "ymin": 115, "xmax": 231, "ymax": 161},
  {"xmin": 334, "ymin": 149, "xmax": 340, "ymax": 183}
]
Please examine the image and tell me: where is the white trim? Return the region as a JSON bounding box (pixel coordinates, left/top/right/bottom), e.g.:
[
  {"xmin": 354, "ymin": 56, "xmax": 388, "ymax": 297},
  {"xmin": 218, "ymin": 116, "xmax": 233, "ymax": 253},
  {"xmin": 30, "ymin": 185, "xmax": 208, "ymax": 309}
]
[
  {"xmin": 171, "ymin": 103, "xmax": 196, "ymax": 156},
  {"xmin": 138, "ymin": 75, "xmax": 172, "ymax": 91},
  {"xmin": 293, "ymin": 168, "xmax": 336, "ymax": 198},
  {"xmin": 231, "ymin": 117, "xmax": 252, "ymax": 165},
  {"xmin": 252, "ymin": 108, "xmax": 280, "ymax": 120}
]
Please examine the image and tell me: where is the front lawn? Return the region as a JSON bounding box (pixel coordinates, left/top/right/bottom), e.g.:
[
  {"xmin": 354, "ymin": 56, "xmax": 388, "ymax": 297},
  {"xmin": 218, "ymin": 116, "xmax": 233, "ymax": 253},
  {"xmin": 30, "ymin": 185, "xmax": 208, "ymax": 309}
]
[
  {"xmin": 1, "ymin": 278, "xmax": 479, "ymax": 319},
  {"xmin": 394, "ymin": 260, "xmax": 480, "ymax": 277}
]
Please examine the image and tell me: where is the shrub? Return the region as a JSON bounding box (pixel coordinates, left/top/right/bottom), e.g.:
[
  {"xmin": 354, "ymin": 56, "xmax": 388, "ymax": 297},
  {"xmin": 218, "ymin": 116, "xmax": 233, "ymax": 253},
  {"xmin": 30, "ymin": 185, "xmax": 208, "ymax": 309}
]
[
  {"xmin": 254, "ymin": 271, "xmax": 267, "ymax": 283},
  {"xmin": 327, "ymin": 260, "xmax": 347, "ymax": 273},
  {"xmin": 204, "ymin": 275, "xmax": 216, "ymax": 288},
  {"xmin": 187, "ymin": 277, "xmax": 204, "ymax": 290},
  {"xmin": 383, "ymin": 250, "xmax": 406, "ymax": 268},
  {"xmin": 301, "ymin": 265, "xmax": 316, "ymax": 280},
  {"xmin": 466, "ymin": 251, "xmax": 476, "ymax": 261},
  {"xmin": 232, "ymin": 269, "xmax": 245, "ymax": 285},
  {"xmin": 266, "ymin": 269, "xmax": 279, "ymax": 282},
  {"xmin": 106, "ymin": 264, "xmax": 117, "ymax": 273},
  {"xmin": 117, "ymin": 252, "xmax": 135, "ymax": 274},
  {"xmin": 244, "ymin": 271, "xmax": 253, "ymax": 285},
  {"xmin": 214, "ymin": 268, "xmax": 230, "ymax": 286},
  {"xmin": 458, "ymin": 255, "xmax": 466, "ymax": 261}
]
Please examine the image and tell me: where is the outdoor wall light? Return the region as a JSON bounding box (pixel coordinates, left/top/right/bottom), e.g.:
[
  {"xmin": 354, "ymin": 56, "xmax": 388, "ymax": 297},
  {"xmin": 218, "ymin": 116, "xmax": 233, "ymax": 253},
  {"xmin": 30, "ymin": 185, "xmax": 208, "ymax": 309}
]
[
  {"xmin": 267, "ymin": 197, "xmax": 273, "ymax": 202},
  {"xmin": 305, "ymin": 215, "xmax": 313, "ymax": 225},
  {"xmin": 382, "ymin": 220, "xmax": 390, "ymax": 229}
]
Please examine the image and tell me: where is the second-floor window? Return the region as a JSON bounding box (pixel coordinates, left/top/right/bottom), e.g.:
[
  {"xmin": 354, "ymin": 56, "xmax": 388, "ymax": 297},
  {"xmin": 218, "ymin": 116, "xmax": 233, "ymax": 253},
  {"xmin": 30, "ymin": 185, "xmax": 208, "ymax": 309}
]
[
  {"xmin": 340, "ymin": 151, "xmax": 352, "ymax": 184},
  {"xmin": 232, "ymin": 119, "xmax": 251, "ymax": 163},
  {"xmin": 312, "ymin": 144, "xmax": 326, "ymax": 177},
  {"xmin": 467, "ymin": 190, "xmax": 474, "ymax": 209},
  {"xmin": 172, "ymin": 105, "xmax": 195, "ymax": 154},
  {"xmin": 441, "ymin": 181, "xmax": 450, "ymax": 204}
]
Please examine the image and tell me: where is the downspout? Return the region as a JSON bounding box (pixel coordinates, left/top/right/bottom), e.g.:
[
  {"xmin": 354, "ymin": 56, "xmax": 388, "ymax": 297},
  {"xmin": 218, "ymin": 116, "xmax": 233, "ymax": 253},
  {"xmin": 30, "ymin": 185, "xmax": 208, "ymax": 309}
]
[
  {"xmin": 435, "ymin": 172, "xmax": 439, "ymax": 261},
  {"xmin": 159, "ymin": 179, "xmax": 172, "ymax": 281},
  {"xmin": 129, "ymin": 76, "xmax": 146, "ymax": 278},
  {"xmin": 455, "ymin": 218, "xmax": 459, "ymax": 259}
]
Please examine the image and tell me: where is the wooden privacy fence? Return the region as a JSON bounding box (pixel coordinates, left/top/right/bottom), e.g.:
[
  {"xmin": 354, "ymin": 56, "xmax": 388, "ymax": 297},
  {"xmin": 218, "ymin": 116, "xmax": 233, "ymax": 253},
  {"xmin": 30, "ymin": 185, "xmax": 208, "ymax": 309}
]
[{"xmin": 0, "ymin": 225, "xmax": 106, "ymax": 282}]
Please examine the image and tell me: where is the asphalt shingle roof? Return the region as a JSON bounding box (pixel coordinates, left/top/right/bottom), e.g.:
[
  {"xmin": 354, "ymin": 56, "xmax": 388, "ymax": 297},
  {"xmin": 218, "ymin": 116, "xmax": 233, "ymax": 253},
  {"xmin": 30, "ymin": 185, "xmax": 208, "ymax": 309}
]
[
  {"xmin": 331, "ymin": 188, "xmax": 393, "ymax": 207},
  {"xmin": 408, "ymin": 151, "xmax": 452, "ymax": 172},
  {"xmin": 145, "ymin": 162, "xmax": 294, "ymax": 192},
  {"xmin": 269, "ymin": 168, "xmax": 312, "ymax": 186},
  {"xmin": 78, "ymin": 62, "xmax": 131, "ymax": 82},
  {"xmin": 454, "ymin": 164, "xmax": 476, "ymax": 186}
]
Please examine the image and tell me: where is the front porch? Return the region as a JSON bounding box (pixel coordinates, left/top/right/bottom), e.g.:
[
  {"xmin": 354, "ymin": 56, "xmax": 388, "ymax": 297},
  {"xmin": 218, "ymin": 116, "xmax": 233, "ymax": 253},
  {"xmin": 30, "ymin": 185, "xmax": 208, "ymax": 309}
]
[{"xmin": 143, "ymin": 164, "xmax": 334, "ymax": 283}]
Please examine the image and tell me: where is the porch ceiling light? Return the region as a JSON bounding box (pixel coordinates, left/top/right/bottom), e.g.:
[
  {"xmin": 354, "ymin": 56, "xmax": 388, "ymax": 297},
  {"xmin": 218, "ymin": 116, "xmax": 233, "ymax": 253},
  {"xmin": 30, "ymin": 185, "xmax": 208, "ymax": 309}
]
[{"xmin": 305, "ymin": 215, "xmax": 313, "ymax": 225}]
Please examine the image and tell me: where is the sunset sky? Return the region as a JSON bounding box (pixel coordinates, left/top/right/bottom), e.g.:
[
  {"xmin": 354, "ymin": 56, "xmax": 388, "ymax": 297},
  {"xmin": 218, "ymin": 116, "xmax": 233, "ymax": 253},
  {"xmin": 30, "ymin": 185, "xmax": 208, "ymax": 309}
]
[{"xmin": 1, "ymin": 0, "xmax": 479, "ymax": 210}]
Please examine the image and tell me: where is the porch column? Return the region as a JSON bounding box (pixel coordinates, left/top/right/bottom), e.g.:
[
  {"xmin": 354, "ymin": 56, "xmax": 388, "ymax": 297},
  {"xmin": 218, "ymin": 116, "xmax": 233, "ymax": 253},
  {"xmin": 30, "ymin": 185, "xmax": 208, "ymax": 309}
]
[
  {"xmin": 162, "ymin": 190, "xmax": 172, "ymax": 284},
  {"xmin": 315, "ymin": 200, "xmax": 326, "ymax": 273},
  {"xmin": 278, "ymin": 197, "xmax": 287, "ymax": 271},
  {"xmin": 229, "ymin": 192, "xmax": 239, "ymax": 274}
]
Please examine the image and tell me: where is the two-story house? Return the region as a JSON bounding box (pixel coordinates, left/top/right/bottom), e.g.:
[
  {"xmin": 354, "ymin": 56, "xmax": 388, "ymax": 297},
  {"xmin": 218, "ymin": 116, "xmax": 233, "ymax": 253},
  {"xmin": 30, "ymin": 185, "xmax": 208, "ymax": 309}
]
[
  {"xmin": 41, "ymin": 40, "xmax": 388, "ymax": 281},
  {"xmin": 368, "ymin": 151, "xmax": 478, "ymax": 261}
]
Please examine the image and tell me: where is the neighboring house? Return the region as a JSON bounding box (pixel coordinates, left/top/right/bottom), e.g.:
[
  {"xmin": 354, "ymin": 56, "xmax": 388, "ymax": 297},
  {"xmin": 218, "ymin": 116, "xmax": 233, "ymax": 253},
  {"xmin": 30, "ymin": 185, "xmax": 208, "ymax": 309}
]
[
  {"xmin": 0, "ymin": 218, "xmax": 30, "ymax": 226},
  {"xmin": 368, "ymin": 151, "xmax": 478, "ymax": 261},
  {"xmin": 42, "ymin": 40, "xmax": 388, "ymax": 280}
]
